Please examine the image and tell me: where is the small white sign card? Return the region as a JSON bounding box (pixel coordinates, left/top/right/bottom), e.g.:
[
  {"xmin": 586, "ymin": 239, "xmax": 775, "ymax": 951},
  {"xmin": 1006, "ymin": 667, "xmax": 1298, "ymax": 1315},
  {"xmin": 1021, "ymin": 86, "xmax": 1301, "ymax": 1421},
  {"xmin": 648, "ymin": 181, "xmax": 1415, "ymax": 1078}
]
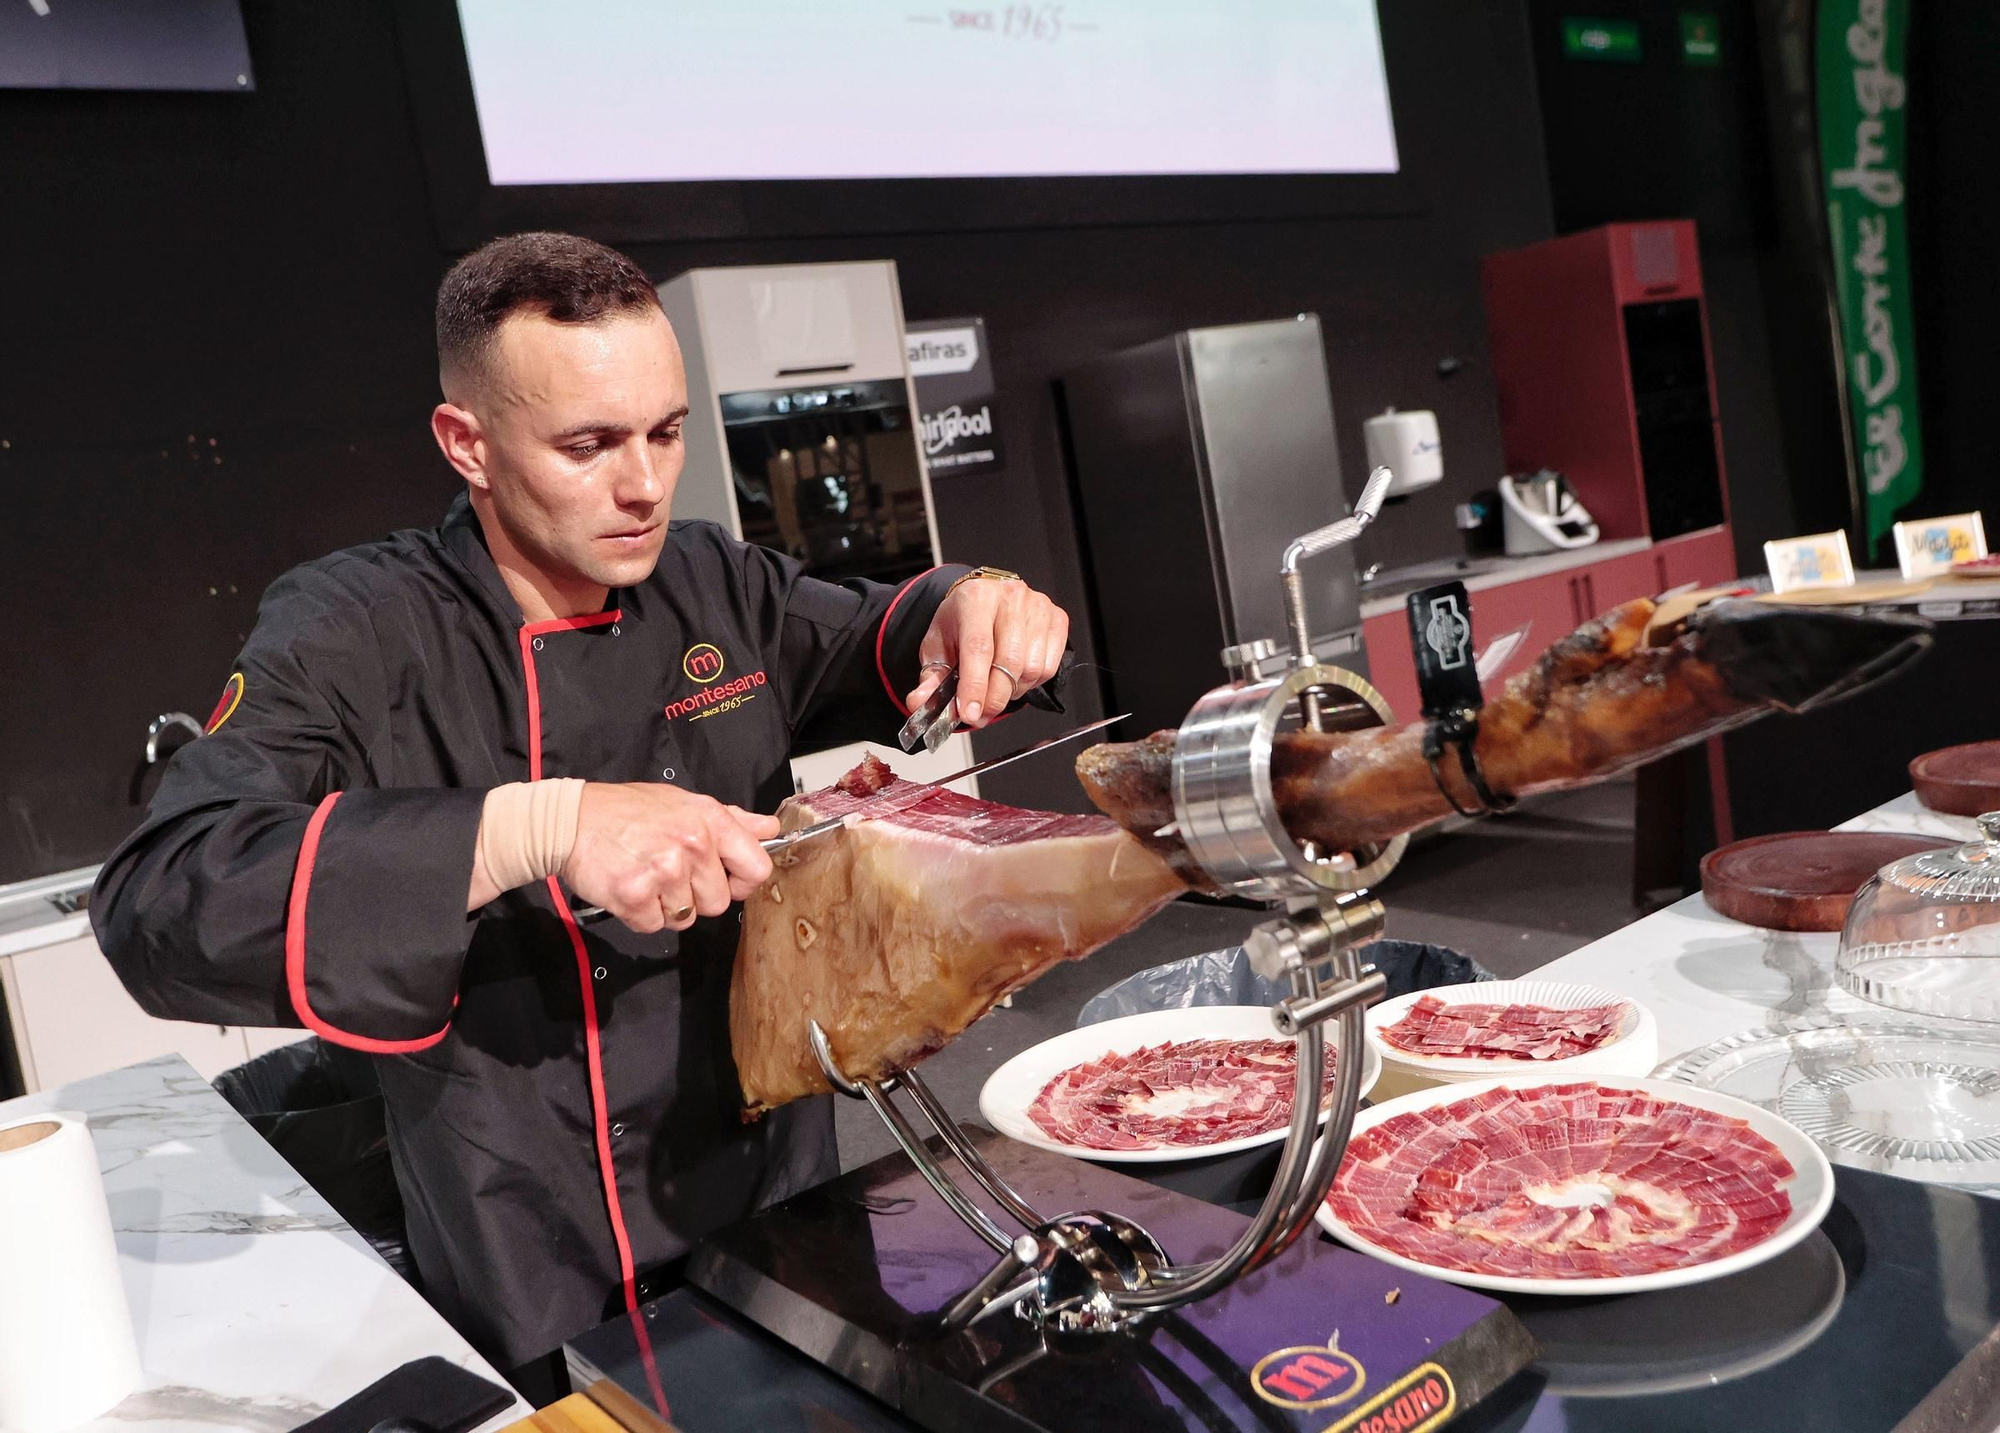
[
  {"xmin": 1892, "ymin": 512, "xmax": 1988, "ymax": 579},
  {"xmin": 1764, "ymin": 530, "xmax": 1856, "ymax": 593}
]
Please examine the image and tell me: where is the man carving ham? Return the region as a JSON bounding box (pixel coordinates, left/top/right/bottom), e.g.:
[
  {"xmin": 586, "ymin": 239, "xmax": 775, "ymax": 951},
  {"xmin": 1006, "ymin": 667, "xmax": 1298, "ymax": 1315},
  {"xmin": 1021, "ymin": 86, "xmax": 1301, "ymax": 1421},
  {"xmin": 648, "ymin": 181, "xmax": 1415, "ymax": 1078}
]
[{"xmin": 90, "ymin": 232, "xmax": 1071, "ymax": 1387}]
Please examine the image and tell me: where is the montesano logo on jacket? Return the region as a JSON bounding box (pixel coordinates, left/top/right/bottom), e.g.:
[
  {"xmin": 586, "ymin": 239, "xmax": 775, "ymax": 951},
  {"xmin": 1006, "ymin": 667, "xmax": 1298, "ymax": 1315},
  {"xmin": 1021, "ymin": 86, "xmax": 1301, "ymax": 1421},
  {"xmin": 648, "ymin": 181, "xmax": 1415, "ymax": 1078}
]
[
  {"xmin": 683, "ymin": 642, "xmax": 725, "ymax": 682},
  {"xmin": 666, "ymin": 643, "xmax": 769, "ymax": 723}
]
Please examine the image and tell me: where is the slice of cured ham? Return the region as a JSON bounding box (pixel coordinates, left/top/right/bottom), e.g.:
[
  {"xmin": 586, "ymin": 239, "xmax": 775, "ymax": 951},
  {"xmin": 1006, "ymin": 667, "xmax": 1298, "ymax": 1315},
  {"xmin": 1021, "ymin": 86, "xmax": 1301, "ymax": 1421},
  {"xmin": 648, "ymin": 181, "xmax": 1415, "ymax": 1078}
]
[
  {"xmin": 1027, "ymin": 1037, "xmax": 1337, "ymax": 1151},
  {"xmin": 1381, "ymin": 996, "xmax": 1632, "ymax": 1062},
  {"xmin": 1328, "ymin": 1082, "xmax": 1795, "ymax": 1279},
  {"xmin": 732, "ymin": 756, "xmax": 1186, "ymax": 1113}
]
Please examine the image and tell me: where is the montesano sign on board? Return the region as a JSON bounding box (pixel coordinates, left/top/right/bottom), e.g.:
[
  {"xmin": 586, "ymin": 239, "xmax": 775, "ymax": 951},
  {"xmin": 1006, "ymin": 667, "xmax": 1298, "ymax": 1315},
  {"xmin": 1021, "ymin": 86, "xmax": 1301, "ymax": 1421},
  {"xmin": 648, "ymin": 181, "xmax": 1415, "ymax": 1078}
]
[
  {"xmin": 906, "ymin": 316, "xmax": 1005, "ymax": 477},
  {"xmin": 1818, "ymin": 0, "xmax": 1922, "ymax": 556}
]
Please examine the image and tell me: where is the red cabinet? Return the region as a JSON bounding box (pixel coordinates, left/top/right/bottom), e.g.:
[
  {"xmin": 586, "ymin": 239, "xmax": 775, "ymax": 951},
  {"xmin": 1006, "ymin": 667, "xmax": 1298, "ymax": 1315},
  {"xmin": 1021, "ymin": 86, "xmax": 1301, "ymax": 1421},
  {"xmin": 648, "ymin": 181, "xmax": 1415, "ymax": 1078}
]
[
  {"xmin": 1655, "ymin": 526, "xmax": 1738, "ymax": 592},
  {"xmin": 1360, "ymin": 537, "xmax": 1747, "ymax": 715},
  {"xmin": 1459, "ymin": 571, "xmax": 1586, "ymax": 671},
  {"xmin": 1578, "ymin": 549, "xmax": 1660, "ymax": 616},
  {"xmin": 1361, "ymin": 610, "xmax": 1421, "ymax": 723},
  {"xmin": 1362, "ymin": 569, "xmax": 1582, "ymax": 720}
]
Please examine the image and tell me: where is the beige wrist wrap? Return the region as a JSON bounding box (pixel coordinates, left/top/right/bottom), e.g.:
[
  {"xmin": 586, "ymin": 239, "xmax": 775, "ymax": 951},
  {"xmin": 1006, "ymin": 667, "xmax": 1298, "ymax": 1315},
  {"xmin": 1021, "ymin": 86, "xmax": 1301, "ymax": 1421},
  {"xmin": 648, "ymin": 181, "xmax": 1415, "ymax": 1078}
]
[{"xmin": 477, "ymin": 779, "xmax": 587, "ymax": 893}]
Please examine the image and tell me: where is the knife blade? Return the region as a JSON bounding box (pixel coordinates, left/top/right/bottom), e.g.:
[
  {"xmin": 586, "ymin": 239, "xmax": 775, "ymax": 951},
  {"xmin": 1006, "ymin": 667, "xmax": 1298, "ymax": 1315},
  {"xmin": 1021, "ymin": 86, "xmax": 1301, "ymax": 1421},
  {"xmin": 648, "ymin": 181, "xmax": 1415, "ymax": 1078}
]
[
  {"xmin": 572, "ymin": 714, "xmax": 1129, "ymax": 921},
  {"xmin": 761, "ymin": 712, "xmax": 1130, "ymax": 855}
]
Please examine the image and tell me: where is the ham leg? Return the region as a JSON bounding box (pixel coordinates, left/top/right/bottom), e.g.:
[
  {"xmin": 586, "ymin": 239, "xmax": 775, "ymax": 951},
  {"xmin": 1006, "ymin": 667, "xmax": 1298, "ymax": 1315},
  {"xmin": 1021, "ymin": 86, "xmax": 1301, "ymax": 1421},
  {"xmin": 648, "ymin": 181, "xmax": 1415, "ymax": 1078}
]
[
  {"xmin": 1077, "ymin": 598, "xmax": 1932, "ymax": 885},
  {"xmin": 732, "ymin": 756, "xmax": 1185, "ymax": 1113}
]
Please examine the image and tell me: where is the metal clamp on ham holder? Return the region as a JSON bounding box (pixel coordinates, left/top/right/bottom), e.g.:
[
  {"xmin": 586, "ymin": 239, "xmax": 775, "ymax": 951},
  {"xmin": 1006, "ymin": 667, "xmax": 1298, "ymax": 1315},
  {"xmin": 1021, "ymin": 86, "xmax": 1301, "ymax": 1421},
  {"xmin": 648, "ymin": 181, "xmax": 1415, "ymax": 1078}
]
[
  {"xmin": 1407, "ymin": 579, "xmax": 1517, "ymax": 820},
  {"xmin": 1420, "ymin": 708, "xmax": 1516, "ymax": 819},
  {"xmin": 808, "ymin": 469, "xmax": 1402, "ymax": 1339}
]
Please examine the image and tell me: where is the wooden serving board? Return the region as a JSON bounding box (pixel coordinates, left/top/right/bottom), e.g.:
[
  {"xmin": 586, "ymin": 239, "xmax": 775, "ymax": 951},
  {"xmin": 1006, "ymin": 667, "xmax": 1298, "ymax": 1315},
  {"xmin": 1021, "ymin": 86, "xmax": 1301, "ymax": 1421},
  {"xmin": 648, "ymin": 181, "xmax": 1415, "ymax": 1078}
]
[
  {"xmin": 500, "ymin": 1381, "xmax": 677, "ymax": 1433},
  {"xmin": 1911, "ymin": 741, "xmax": 2000, "ymax": 817},
  {"xmin": 1753, "ymin": 579, "xmax": 1933, "ymax": 605},
  {"xmin": 1700, "ymin": 831, "xmax": 1953, "ymax": 932}
]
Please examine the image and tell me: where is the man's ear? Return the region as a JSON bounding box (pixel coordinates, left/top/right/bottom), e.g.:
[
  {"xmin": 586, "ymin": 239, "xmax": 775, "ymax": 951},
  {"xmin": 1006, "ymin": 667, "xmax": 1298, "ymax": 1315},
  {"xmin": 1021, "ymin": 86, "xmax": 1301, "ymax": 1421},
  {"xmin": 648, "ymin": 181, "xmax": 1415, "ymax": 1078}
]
[{"xmin": 432, "ymin": 402, "xmax": 489, "ymax": 489}]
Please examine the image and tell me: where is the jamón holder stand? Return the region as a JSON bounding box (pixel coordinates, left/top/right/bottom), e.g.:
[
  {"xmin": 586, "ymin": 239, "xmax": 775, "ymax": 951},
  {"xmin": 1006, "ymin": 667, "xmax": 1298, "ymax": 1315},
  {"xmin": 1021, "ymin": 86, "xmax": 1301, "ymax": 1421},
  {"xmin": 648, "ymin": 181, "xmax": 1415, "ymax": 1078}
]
[
  {"xmin": 806, "ymin": 469, "xmax": 1406, "ymax": 1338},
  {"xmin": 681, "ymin": 468, "xmax": 1535, "ymax": 1430}
]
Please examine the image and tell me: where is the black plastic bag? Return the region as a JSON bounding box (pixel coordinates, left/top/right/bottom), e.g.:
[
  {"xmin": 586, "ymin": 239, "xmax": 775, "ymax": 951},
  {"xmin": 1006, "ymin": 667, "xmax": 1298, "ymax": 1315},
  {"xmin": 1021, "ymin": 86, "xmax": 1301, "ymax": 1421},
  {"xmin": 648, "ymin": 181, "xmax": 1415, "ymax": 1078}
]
[
  {"xmin": 1077, "ymin": 939, "xmax": 1494, "ymax": 1028},
  {"xmin": 212, "ymin": 1039, "xmax": 416, "ymax": 1286}
]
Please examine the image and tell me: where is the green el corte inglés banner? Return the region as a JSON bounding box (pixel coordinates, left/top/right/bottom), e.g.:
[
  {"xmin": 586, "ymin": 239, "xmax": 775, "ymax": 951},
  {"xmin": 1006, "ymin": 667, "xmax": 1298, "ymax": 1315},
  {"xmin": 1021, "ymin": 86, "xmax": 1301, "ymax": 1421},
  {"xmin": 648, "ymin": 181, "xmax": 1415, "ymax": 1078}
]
[{"xmin": 1817, "ymin": 0, "xmax": 1922, "ymax": 553}]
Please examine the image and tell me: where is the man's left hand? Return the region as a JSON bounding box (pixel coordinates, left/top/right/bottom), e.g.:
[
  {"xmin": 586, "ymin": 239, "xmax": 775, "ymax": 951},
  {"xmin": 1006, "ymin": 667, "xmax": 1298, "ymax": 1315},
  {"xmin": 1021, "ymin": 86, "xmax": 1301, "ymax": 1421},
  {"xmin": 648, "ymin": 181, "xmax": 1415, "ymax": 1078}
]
[{"xmin": 906, "ymin": 573, "xmax": 1069, "ymax": 728}]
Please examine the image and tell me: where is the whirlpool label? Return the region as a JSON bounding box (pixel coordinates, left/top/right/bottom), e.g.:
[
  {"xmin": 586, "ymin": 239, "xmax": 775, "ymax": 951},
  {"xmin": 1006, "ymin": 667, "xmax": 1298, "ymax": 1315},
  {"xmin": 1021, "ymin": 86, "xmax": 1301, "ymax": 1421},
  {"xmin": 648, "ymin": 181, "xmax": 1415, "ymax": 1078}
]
[{"xmin": 906, "ymin": 315, "xmax": 1005, "ymax": 476}]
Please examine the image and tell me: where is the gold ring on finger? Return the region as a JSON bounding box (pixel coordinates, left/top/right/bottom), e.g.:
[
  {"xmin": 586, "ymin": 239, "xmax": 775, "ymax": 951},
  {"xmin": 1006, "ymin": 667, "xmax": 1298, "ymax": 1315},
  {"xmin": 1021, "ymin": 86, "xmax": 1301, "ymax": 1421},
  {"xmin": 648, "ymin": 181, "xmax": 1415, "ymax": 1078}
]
[{"xmin": 670, "ymin": 904, "xmax": 694, "ymax": 922}]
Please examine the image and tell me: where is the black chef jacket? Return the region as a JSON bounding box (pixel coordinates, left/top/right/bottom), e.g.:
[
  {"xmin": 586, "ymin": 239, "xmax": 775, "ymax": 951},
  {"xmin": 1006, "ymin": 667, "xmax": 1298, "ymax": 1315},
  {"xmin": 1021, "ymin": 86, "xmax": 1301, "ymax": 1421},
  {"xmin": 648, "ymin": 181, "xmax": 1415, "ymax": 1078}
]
[{"xmin": 92, "ymin": 492, "xmax": 973, "ymax": 1368}]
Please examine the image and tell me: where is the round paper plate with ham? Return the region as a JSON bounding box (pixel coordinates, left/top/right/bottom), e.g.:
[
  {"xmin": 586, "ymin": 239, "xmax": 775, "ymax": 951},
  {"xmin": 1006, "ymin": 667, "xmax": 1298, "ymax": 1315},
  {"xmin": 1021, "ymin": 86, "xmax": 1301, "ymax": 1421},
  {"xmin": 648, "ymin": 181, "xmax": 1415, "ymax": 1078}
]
[
  {"xmin": 1365, "ymin": 980, "xmax": 1659, "ymax": 1081},
  {"xmin": 979, "ymin": 1006, "xmax": 1381, "ymax": 1164},
  {"xmin": 1315, "ymin": 1075, "xmax": 1834, "ymax": 1296}
]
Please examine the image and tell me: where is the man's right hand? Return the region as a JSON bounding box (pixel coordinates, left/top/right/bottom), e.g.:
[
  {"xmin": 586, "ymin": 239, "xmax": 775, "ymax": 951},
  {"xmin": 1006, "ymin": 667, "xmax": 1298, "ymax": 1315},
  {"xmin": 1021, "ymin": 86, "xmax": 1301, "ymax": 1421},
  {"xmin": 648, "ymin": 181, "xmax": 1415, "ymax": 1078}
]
[{"xmin": 561, "ymin": 783, "xmax": 780, "ymax": 933}]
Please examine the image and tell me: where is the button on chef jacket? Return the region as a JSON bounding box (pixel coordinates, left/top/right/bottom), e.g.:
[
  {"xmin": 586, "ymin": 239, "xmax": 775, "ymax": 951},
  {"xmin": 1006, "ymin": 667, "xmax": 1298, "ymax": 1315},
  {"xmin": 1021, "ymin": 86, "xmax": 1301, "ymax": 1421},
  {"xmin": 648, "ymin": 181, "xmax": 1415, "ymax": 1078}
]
[{"xmin": 91, "ymin": 492, "xmax": 978, "ymax": 1369}]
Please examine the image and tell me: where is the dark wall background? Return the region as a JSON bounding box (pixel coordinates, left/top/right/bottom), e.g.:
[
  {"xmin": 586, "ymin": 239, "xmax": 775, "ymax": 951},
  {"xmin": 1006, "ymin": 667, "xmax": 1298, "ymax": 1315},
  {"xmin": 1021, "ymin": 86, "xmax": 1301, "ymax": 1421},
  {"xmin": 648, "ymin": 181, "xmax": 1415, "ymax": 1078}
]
[
  {"xmin": 1904, "ymin": 2, "xmax": 2000, "ymax": 543},
  {"xmin": 4, "ymin": 1, "xmax": 1557, "ymax": 880},
  {"xmin": 1525, "ymin": 0, "xmax": 1996, "ymax": 574},
  {"xmin": 1526, "ymin": 0, "xmax": 1802, "ymax": 574}
]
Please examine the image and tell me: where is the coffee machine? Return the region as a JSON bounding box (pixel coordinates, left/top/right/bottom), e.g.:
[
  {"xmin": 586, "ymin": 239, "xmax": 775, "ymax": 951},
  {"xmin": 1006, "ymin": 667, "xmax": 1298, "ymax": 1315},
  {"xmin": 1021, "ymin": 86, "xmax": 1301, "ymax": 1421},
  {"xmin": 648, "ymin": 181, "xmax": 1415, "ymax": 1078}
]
[
  {"xmin": 659, "ymin": 262, "xmax": 974, "ymax": 793},
  {"xmin": 659, "ymin": 261, "xmax": 941, "ymax": 590}
]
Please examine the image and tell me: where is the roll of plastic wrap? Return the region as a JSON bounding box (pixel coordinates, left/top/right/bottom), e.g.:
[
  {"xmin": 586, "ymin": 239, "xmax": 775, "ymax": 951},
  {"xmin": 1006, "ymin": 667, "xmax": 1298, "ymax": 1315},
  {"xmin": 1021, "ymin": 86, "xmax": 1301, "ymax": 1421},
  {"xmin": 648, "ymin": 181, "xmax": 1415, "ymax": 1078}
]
[{"xmin": 0, "ymin": 1112, "xmax": 142, "ymax": 1432}]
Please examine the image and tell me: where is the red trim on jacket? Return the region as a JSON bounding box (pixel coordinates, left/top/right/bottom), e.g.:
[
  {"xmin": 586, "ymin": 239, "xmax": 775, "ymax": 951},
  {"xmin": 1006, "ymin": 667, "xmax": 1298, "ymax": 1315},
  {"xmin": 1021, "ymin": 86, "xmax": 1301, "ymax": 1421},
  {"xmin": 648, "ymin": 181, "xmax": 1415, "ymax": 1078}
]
[
  {"xmin": 551, "ymin": 879, "xmax": 646, "ymax": 1317},
  {"xmin": 517, "ymin": 608, "xmax": 648, "ymax": 1325},
  {"xmin": 872, "ymin": 569, "xmax": 940, "ymax": 717},
  {"xmin": 285, "ymin": 791, "xmax": 452, "ymax": 1054},
  {"xmin": 517, "ymin": 610, "xmax": 620, "ymax": 780},
  {"xmin": 521, "ymin": 609, "xmax": 622, "ymax": 638}
]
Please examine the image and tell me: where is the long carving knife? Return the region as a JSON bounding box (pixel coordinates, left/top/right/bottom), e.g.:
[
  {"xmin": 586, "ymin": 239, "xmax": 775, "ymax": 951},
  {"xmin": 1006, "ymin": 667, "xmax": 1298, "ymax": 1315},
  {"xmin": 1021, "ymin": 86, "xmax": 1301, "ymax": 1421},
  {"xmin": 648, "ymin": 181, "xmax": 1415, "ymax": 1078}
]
[
  {"xmin": 570, "ymin": 714, "xmax": 1132, "ymax": 921},
  {"xmin": 761, "ymin": 712, "xmax": 1131, "ymax": 855}
]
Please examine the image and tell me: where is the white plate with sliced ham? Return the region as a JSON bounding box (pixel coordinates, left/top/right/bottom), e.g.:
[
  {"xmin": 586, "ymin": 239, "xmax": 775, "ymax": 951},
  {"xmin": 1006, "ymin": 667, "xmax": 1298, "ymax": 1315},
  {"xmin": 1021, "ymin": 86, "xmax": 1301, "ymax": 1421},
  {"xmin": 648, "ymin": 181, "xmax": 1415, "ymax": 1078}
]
[
  {"xmin": 980, "ymin": 1006, "xmax": 1381, "ymax": 1164},
  {"xmin": 1316, "ymin": 1075, "xmax": 1834, "ymax": 1296},
  {"xmin": 1365, "ymin": 980, "xmax": 1659, "ymax": 1080}
]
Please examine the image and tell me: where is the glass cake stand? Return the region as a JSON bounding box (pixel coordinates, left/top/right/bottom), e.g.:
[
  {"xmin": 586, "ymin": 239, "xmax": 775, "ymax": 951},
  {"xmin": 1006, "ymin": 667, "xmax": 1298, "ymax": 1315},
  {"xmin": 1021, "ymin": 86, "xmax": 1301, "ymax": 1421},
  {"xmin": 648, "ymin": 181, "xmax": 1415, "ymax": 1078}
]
[
  {"xmin": 1836, "ymin": 812, "xmax": 2000, "ymax": 1023},
  {"xmin": 1656, "ymin": 1018, "xmax": 2000, "ymax": 1192}
]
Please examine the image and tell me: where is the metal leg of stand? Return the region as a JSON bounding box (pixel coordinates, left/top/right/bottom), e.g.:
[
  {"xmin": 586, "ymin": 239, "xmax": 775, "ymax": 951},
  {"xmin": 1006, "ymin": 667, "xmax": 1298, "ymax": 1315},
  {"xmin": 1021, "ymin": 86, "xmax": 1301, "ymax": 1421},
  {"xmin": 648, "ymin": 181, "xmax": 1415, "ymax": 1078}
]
[
  {"xmin": 1264, "ymin": 950, "xmax": 1369, "ymax": 1264},
  {"xmin": 809, "ymin": 1019, "xmax": 1013, "ymax": 1254},
  {"xmin": 900, "ymin": 1068, "xmax": 1048, "ymax": 1233},
  {"xmin": 933, "ymin": 1233, "xmax": 1044, "ymax": 1336},
  {"xmin": 858, "ymin": 1081, "xmax": 1014, "ymax": 1254},
  {"xmin": 1115, "ymin": 964, "xmax": 1326, "ymax": 1312},
  {"xmin": 807, "ymin": 1019, "xmax": 901, "ymax": 1096}
]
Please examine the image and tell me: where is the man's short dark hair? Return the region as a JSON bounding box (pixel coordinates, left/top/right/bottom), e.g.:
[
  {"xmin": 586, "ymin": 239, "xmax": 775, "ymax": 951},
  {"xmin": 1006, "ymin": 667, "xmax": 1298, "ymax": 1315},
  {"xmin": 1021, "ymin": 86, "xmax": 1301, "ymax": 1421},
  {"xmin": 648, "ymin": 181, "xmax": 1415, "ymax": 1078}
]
[{"xmin": 436, "ymin": 232, "xmax": 662, "ymax": 388}]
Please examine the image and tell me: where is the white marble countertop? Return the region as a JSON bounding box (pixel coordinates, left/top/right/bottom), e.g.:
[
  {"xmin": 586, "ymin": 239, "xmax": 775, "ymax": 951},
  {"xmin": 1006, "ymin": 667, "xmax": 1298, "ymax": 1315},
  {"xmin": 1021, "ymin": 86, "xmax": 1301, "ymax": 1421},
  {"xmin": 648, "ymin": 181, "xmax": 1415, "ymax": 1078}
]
[
  {"xmin": 1530, "ymin": 792, "xmax": 1980, "ymax": 1066},
  {"xmin": 0, "ymin": 1054, "xmax": 527, "ymax": 1432},
  {"xmin": 1528, "ymin": 792, "xmax": 1992, "ymax": 1188},
  {"xmin": 0, "ymin": 864, "xmax": 96, "ymax": 958}
]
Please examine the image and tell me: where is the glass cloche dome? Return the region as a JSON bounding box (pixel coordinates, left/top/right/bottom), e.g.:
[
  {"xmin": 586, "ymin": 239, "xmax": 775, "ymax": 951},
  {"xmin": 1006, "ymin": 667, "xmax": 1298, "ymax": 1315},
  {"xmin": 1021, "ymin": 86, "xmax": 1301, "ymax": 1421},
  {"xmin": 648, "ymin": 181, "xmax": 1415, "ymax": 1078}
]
[{"xmin": 1838, "ymin": 813, "xmax": 2000, "ymax": 1022}]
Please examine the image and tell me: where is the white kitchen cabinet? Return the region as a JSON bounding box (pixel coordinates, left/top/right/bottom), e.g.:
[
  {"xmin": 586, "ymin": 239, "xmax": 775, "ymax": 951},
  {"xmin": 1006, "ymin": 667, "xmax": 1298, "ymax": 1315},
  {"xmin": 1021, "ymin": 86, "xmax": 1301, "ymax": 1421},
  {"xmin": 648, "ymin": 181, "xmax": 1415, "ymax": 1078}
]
[
  {"xmin": 664, "ymin": 261, "xmax": 912, "ymax": 396},
  {"xmin": 0, "ymin": 930, "xmax": 251, "ymax": 1091}
]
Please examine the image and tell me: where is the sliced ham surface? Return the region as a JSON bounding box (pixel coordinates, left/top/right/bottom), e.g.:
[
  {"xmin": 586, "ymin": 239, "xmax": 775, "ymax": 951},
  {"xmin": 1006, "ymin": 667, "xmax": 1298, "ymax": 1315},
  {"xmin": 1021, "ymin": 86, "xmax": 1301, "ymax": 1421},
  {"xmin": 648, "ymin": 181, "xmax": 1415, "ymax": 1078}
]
[
  {"xmin": 1026, "ymin": 1037, "xmax": 1336, "ymax": 1150},
  {"xmin": 731, "ymin": 756, "xmax": 1185, "ymax": 1113},
  {"xmin": 1381, "ymin": 995, "xmax": 1632, "ymax": 1062},
  {"xmin": 1328, "ymin": 1082, "xmax": 1794, "ymax": 1279}
]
